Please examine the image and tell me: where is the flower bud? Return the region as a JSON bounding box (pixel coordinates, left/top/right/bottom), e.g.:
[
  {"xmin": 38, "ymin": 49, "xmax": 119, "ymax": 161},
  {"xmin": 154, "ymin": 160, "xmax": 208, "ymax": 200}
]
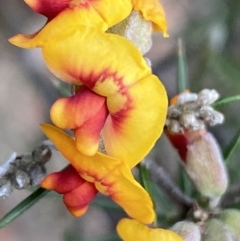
[
  {"xmin": 17, "ymin": 154, "xmax": 33, "ymax": 168},
  {"xmin": 177, "ymin": 93, "xmax": 198, "ymax": 105},
  {"xmin": 220, "ymin": 209, "xmax": 240, "ymax": 241},
  {"xmin": 107, "ymin": 11, "xmax": 152, "ymax": 54},
  {"xmin": 0, "ymin": 179, "xmax": 12, "ymax": 198},
  {"xmin": 179, "ymin": 112, "xmax": 203, "ymax": 130},
  {"xmin": 0, "ymin": 152, "xmax": 17, "ymax": 177},
  {"xmin": 167, "ymin": 106, "xmax": 182, "ymax": 118},
  {"xmin": 202, "ymin": 219, "xmax": 233, "ymax": 241},
  {"xmin": 185, "ymin": 131, "xmax": 228, "ymax": 199},
  {"xmin": 27, "ymin": 164, "xmax": 46, "ymax": 186},
  {"xmin": 199, "ymin": 106, "xmax": 224, "ymax": 126},
  {"xmin": 11, "ymin": 170, "xmax": 30, "ymax": 189},
  {"xmin": 32, "ymin": 145, "xmax": 52, "ymax": 165},
  {"xmin": 171, "ymin": 221, "xmax": 201, "ymax": 241},
  {"xmin": 166, "ymin": 89, "xmax": 224, "ymax": 134},
  {"xmin": 197, "ymin": 89, "xmax": 219, "ymax": 106},
  {"xmin": 167, "ymin": 119, "xmax": 183, "ymax": 133}
]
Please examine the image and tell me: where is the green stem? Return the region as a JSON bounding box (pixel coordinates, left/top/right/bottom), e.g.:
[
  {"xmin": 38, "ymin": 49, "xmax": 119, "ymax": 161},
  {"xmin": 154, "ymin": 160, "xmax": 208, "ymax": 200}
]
[
  {"xmin": 177, "ymin": 38, "xmax": 188, "ymax": 93},
  {"xmin": 0, "ymin": 188, "xmax": 50, "ymax": 229}
]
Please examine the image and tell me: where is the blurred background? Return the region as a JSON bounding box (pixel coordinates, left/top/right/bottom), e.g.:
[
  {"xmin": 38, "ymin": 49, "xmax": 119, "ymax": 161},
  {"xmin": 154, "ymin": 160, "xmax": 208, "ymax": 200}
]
[{"xmin": 0, "ymin": 0, "xmax": 240, "ymax": 240}]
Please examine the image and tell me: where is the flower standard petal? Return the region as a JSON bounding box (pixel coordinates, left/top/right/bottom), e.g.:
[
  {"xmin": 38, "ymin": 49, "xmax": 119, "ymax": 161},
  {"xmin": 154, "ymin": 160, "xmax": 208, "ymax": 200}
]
[
  {"xmin": 103, "ymin": 74, "xmax": 168, "ymax": 168},
  {"xmin": 132, "ymin": 0, "xmax": 168, "ymax": 36},
  {"xmin": 42, "ymin": 26, "xmax": 151, "ymax": 87},
  {"xmin": 117, "ymin": 218, "xmax": 184, "ymax": 241}
]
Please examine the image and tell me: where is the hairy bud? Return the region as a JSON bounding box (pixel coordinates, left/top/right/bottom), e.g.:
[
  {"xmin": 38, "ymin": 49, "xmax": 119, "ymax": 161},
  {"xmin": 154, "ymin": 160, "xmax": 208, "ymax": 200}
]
[
  {"xmin": 171, "ymin": 221, "xmax": 201, "ymax": 241},
  {"xmin": 197, "ymin": 89, "xmax": 219, "ymax": 105},
  {"xmin": 185, "ymin": 132, "xmax": 228, "ymax": 200},
  {"xmin": 166, "ymin": 89, "xmax": 224, "ymax": 134},
  {"xmin": 202, "ymin": 219, "xmax": 233, "ymax": 241},
  {"xmin": 220, "ymin": 209, "xmax": 240, "ymax": 241},
  {"xmin": 107, "ymin": 11, "xmax": 152, "ymax": 54}
]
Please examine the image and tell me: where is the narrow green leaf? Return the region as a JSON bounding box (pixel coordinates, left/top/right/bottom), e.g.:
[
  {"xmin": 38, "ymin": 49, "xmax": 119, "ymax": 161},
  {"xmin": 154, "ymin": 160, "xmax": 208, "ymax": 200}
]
[
  {"xmin": 178, "ymin": 167, "xmax": 192, "ymax": 197},
  {"xmin": 139, "ymin": 164, "xmax": 153, "ymax": 197},
  {"xmin": 138, "ymin": 163, "xmax": 156, "ymax": 225},
  {"xmin": 177, "ymin": 38, "xmax": 188, "ymax": 93},
  {"xmin": 64, "ymin": 232, "xmax": 121, "ymax": 241},
  {"xmin": 83, "ymin": 234, "xmax": 121, "ymax": 241},
  {"xmin": 0, "ymin": 188, "xmax": 50, "ymax": 229},
  {"xmin": 224, "ymin": 127, "xmax": 240, "ymax": 165},
  {"xmin": 212, "ymin": 95, "xmax": 240, "ymax": 109}
]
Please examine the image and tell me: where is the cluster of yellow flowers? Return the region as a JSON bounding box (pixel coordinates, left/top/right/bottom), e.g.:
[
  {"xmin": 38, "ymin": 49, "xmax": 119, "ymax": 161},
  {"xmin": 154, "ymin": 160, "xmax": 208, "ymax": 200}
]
[{"xmin": 10, "ymin": 0, "xmax": 183, "ymax": 240}]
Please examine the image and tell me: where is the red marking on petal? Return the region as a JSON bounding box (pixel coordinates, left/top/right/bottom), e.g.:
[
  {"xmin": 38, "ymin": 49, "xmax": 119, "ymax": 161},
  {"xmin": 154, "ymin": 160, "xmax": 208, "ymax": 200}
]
[
  {"xmin": 74, "ymin": 101, "xmax": 108, "ymax": 155},
  {"xmin": 111, "ymin": 93, "xmax": 133, "ymax": 126},
  {"xmin": 25, "ymin": 0, "xmax": 70, "ymax": 19},
  {"xmin": 63, "ymin": 181, "xmax": 98, "ymax": 217},
  {"xmin": 51, "ymin": 86, "xmax": 107, "ymax": 128},
  {"xmin": 25, "ymin": 0, "xmax": 97, "ymax": 20},
  {"xmin": 41, "ymin": 165, "xmax": 85, "ymax": 193},
  {"xmin": 67, "ymin": 68, "xmax": 127, "ymax": 93},
  {"xmin": 51, "ymin": 86, "xmax": 108, "ymax": 155}
]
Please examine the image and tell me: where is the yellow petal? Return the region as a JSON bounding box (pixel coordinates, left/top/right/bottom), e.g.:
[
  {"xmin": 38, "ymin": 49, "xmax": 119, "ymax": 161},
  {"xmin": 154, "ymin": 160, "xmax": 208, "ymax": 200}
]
[
  {"xmin": 9, "ymin": 6, "xmax": 107, "ymax": 48},
  {"xmin": 41, "ymin": 124, "xmax": 155, "ymax": 223},
  {"xmin": 42, "ymin": 25, "xmax": 150, "ymax": 86},
  {"xmin": 117, "ymin": 218, "xmax": 184, "ymax": 241},
  {"xmin": 96, "ymin": 162, "xmax": 155, "ymax": 224},
  {"xmin": 40, "ymin": 124, "xmax": 121, "ymax": 179},
  {"xmin": 103, "ymin": 74, "xmax": 168, "ymax": 168},
  {"xmin": 90, "ymin": 0, "xmax": 132, "ymax": 27},
  {"xmin": 132, "ymin": 0, "xmax": 168, "ymax": 36},
  {"xmin": 24, "ymin": 0, "xmax": 132, "ymax": 27}
]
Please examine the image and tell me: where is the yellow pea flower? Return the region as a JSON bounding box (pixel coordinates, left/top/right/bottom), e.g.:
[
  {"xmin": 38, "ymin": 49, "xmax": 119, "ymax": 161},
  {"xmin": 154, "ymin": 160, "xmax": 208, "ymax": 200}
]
[
  {"xmin": 42, "ymin": 26, "xmax": 167, "ymax": 167},
  {"xmin": 9, "ymin": 0, "xmax": 168, "ymax": 48},
  {"xmin": 41, "ymin": 124, "xmax": 155, "ymax": 224},
  {"xmin": 9, "ymin": 0, "xmax": 132, "ymax": 48}
]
